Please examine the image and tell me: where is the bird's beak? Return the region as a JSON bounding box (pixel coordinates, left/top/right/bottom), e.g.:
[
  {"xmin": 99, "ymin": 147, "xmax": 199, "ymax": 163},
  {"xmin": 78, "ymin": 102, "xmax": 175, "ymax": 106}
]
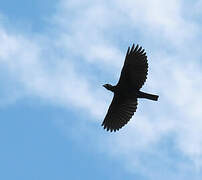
[{"xmin": 103, "ymin": 84, "xmax": 106, "ymax": 88}]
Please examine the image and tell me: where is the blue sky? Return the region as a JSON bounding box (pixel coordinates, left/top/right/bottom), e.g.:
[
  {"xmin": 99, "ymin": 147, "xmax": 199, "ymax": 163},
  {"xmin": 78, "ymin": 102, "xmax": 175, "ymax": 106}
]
[{"xmin": 0, "ymin": 0, "xmax": 202, "ymax": 179}]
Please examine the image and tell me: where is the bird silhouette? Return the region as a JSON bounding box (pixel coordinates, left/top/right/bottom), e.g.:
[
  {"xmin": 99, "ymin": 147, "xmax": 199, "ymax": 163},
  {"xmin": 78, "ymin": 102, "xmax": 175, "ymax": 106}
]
[{"xmin": 102, "ymin": 44, "xmax": 159, "ymax": 132}]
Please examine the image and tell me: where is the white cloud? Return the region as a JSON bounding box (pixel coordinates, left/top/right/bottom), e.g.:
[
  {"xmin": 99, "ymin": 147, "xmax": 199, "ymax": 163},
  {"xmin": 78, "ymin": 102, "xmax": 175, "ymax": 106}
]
[
  {"xmin": 0, "ymin": 0, "xmax": 202, "ymax": 178},
  {"xmin": 0, "ymin": 23, "xmax": 107, "ymax": 118}
]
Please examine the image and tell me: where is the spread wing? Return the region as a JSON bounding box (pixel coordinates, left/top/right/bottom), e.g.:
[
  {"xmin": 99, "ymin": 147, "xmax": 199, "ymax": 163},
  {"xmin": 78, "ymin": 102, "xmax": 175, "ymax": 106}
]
[
  {"xmin": 117, "ymin": 44, "xmax": 148, "ymax": 90},
  {"xmin": 102, "ymin": 94, "xmax": 138, "ymax": 132}
]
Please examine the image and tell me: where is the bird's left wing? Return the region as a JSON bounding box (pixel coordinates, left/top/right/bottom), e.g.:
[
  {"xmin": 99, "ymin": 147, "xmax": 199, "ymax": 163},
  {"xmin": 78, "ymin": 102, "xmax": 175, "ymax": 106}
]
[
  {"xmin": 102, "ymin": 94, "xmax": 138, "ymax": 132},
  {"xmin": 117, "ymin": 44, "xmax": 148, "ymax": 90}
]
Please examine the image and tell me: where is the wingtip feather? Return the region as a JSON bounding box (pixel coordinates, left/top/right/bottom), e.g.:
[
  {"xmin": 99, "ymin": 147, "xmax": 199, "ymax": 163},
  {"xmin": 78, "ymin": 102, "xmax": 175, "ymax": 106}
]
[
  {"xmin": 134, "ymin": 44, "xmax": 139, "ymax": 52},
  {"xmin": 131, "ymin": 44, "xmax": 135, "ymax": 52}
]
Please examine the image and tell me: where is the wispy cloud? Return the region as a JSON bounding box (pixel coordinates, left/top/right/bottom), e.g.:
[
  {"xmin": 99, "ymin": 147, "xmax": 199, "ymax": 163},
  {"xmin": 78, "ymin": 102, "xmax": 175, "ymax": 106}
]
[
  {"xmin": 0, "ymin": 0, "xmax": 202, "ymax": 179},
  {"xmin": 0, "ymin": 19, "xmax": 107, "ymax": 118}
]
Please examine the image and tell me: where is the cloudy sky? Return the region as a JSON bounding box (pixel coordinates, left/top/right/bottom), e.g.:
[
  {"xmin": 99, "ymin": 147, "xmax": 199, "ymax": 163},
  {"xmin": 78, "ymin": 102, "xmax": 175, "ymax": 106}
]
[{"xmin": 0, "ymin": 0, "xmax": 202, "ymax": 179}]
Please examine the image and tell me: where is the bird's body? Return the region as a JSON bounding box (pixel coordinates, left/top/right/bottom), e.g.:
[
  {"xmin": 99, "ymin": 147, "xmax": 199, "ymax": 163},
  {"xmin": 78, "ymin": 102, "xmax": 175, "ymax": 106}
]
[{"xmin": 102, "ymin": 44, "xmax": 159, "ymax": 132}]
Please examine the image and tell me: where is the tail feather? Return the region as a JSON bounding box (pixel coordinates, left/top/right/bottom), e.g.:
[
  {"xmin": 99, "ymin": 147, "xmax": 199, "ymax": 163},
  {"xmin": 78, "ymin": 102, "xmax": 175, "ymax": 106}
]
[{"xmin": 137, "ymin": 91, "xmax": 159, "ymax": 101}]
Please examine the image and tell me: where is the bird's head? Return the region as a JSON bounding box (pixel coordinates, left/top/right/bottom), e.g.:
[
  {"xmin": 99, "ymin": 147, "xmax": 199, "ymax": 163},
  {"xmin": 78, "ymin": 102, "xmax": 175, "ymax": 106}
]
[{"xmin": 103, "ymin": 84, "xmax": 114, "ymax": 92}]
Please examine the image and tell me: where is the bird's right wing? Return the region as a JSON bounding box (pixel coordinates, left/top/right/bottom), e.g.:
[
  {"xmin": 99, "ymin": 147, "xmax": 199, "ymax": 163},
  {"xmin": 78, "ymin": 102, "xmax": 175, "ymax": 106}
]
[
  {"xmin": 117, "ymin": 44, "xmax": 148, "ymax": 90},
  {"xmin": 102, "ymin": 94, "xmax": 138, "ymax": 132}
]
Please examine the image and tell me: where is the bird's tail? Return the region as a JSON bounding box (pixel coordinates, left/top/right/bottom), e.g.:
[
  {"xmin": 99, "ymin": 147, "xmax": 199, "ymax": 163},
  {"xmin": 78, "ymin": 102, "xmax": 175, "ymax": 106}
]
[{"xmin": 137, "ymin": 91, "xmax": 159, "ymax": 101}]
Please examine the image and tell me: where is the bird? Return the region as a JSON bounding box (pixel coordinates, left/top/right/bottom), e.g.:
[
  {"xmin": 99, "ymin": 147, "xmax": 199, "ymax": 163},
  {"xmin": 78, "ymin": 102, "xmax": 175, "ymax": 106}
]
[{"xmin": 102, "ymin": 44, "xmax": 159, "ymax": 132}]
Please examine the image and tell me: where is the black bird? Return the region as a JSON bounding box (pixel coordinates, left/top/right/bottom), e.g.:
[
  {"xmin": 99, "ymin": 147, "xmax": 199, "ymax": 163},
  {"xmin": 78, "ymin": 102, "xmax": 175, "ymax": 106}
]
[{"xmin": 102, "ymin": 44, "xmax": 159, "ymax": 132}]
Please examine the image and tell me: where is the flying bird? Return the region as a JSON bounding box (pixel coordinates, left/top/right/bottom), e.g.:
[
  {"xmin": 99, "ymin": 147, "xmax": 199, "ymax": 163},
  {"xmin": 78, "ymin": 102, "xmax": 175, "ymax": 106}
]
[{"xmin": 102, "ymin": 44, "xmax": 159, "ymax": 132}]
